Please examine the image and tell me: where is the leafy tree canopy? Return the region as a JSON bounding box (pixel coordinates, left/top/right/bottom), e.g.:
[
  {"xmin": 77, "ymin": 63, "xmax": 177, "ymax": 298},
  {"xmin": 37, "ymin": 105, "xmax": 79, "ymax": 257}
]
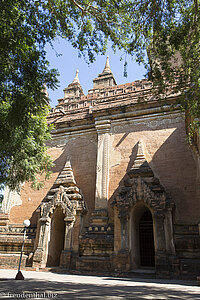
[{"xmin": 0, "ymin": 0, "xmax": 199, "ymax": 190}]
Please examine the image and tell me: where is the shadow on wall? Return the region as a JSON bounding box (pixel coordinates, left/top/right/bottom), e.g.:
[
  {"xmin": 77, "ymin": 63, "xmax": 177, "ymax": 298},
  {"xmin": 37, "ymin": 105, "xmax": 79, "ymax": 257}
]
[
  {"xmin": 109, "ymin": 125, "xmax": 198, "ymax": 223},
  {"xmin": 108, "ymin": 142, "xmax": 138, "ymax": 210},
  {"xmin": 29, "ymin": 145, "xmax": 69, "ymax": 226},
  {"xmin": 30, "ymin": 136, "xmax": 97, "ymax": 227},
  {"xmin": 51, "ymin": 145, "xmax": 69, "ymax": 174},
  {"xmin": 63, "ymin": 137, "xmax": 97, "ymax": 217},
  {"xmin": 150, "ymin": 126, "xmax": 199, "ymax": 223}
]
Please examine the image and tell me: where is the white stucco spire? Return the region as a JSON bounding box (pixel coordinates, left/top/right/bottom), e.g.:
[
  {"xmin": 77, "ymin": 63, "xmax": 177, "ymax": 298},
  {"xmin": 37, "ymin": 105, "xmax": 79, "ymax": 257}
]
[
  {"xmin": 103, "ymin": 56, "xmax": 111, "ymax": 73},
  {"xmin": 72, "ymin": 69, "xmax": 80, "ymax": 84}
]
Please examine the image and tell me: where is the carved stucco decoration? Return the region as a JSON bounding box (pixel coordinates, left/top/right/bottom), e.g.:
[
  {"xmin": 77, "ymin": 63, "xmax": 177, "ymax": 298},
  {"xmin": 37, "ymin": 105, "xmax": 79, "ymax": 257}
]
[
  {"xmin": 113, "ymin": 176, "xmax": 171, "ymax": 219},
  {"xmin": 113, "ymin": 141, "xmax": 174, "ymax": 219},
  {"xmin": 40, "ymin": 185, "xmax": 86, "ymax": 222}
]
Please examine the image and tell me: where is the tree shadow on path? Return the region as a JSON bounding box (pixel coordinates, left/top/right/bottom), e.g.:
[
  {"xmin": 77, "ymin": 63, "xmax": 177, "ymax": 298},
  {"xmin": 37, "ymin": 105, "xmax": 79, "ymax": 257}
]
[{"xmin": 0, "ymin": 278, "xmax": 199, "ymax": 300}]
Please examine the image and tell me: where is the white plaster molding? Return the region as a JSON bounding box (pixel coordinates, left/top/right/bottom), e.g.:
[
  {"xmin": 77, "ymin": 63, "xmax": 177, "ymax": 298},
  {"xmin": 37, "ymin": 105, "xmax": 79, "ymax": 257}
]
[
  {"xmin": 52, "ymin": 124, "xmax": 95, "ymax": 135},
  {"xmin": 51, "ymin": 111, "xmax": 183, "ymax": 143},
  {"xmin": 95, "ymin": 119, "xmax": 111, "ymax": 134},
  {"xmin": 112, "ymin": 112, "xmax": 183, "ymax": 133},
  {"xmin": 50, "ymin": 130, "xmax": 97, "ymax": 147},
  {"xmin": 1, "ymin": 186, "xmax": 22, "ymax": 214}
]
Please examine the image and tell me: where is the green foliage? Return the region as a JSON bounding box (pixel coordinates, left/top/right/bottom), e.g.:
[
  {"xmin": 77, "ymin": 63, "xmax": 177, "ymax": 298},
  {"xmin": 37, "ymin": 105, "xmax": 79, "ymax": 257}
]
[
  {"xmin": 121, "ymin": 0, "xmax": 200, "ymax": 130},
  {"xmin": 1, "ymin": 0, "xmax": 199, "ymax": 189},
  {"xmin": 62, "ymin": 0, "xmax": 200, "ymax": 137},
  {"xmin": 0, "ymin": 0, "xmax": 58, "ymax": 189}
]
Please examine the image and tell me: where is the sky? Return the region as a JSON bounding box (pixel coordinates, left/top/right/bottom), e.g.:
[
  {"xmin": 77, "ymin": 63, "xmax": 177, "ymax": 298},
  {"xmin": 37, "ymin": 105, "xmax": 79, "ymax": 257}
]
[{"xmin": 45, "ymin": 38, "xmax": 146, "ymax": 108}]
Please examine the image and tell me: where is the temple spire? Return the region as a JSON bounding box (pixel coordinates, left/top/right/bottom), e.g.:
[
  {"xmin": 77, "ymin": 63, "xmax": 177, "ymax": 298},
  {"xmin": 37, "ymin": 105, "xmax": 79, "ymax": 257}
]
[
  {"xmin": 91, "ymin": 56, "xmax": 116, "ymax": 90},
  {"xmin": 103, "ymin": 56, "xmax": 111, "ymax": 74},
  {"xmin": 72, "ymin": 69, "xmax": 80, "ymax": 84},
  {"xmin": 58, "ymin": 69, "xmax": 84, "ymax": 103}
]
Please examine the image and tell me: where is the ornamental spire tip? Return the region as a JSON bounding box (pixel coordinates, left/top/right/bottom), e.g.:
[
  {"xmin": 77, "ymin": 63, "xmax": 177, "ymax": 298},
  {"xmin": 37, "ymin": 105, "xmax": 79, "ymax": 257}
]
[{"xmin": 72, "ymin": 69, "xmax": 80, "ymax": 84}]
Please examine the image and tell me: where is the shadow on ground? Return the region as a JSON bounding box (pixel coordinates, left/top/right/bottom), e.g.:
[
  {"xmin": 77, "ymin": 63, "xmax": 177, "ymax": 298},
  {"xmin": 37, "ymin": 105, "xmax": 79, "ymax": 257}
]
[
  {"xmin": 0, "ymin": 278, "xmax": 199, "ymax": 300},
  {"xmin": 102, "ymin": 276, "xmax": 198, "ymax": 287}
]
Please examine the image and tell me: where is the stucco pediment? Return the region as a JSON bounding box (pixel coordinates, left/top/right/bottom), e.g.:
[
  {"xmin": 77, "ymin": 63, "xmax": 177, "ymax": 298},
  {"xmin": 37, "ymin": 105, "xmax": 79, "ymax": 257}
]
[
  {"xmin": 40, "ymin": 186, "xmax": 76, "ymax": 219},
  {"xmin": 112, "ymin": 141, "xmax": 173, "ymax": 218},
  {"xmin": 113, "ymin": 177, "xmax": 168, "ymax": 217},
  {"xmin": 39, "ymin": 159, "xmax": 87, "ymax": 220}
]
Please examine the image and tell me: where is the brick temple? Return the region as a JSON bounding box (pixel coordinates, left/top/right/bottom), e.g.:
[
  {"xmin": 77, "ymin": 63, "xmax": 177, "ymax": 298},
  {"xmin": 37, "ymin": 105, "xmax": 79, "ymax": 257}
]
[{"xmin": 0, "ymin": 57, "xmax": 200, "ymax": 279}]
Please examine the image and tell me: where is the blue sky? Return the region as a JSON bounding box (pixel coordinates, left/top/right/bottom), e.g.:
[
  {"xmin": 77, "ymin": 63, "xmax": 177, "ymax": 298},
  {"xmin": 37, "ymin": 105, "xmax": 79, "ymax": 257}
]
[{"xmin": 45, "ymin": 38, "xmax": 146, "ymax": 108}]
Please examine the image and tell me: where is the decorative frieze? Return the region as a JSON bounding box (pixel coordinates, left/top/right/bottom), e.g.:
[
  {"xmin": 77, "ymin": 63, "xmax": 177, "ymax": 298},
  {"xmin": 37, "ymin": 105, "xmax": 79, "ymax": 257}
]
[
  {"xmin": 0, "ymin": 225, "xmax": 36, "ymax": 235},
  {"xmin": 112, "ymin": 112, "xmax": 183, "ymax": 133}
]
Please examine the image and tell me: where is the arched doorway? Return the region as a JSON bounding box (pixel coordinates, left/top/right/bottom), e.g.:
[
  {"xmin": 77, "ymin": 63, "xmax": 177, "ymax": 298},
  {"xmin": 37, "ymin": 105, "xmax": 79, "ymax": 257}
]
[
  {"xmin": 131, "ymin": 205, "xmax": 155, "ymax": 269},
  {"xmin": 139, "ymin": 210, "xmax": 155, "ymax": 267},
  {"xmin": 47, "ymin": 207, "xmax": 65, "ymax": 267}
]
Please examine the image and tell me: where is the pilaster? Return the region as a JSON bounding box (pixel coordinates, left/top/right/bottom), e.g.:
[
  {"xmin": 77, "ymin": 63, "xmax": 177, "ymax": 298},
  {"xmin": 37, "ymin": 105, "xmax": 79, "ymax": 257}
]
[
  {"xmin": 33, "ymin": 217, "xmax": 51, "ymax": 268},
  {"xmin": 164, "ymin": 207, "xmax": 175, "ymax": 255},
  {"xmin": 60, "ymin": 216, "xmax": 75, "ymax": 269},
  {"xmin": 63, "ymin": 216, "xmax": 74, "ymax": 250},
  {"xmin": 95, "ymin": 119, "xmax": 111, "ymax": 210},
  {"xmin": 153, "ymin": 211, "xmax": 170, "ymax": 277}
]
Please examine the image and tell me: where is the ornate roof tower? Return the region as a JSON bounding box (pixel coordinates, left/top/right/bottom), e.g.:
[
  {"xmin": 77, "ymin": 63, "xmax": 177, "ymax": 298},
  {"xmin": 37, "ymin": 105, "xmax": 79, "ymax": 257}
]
[
  {"xmin": 57, "ymin": 70, "xmax": 84, "ymax": 108},
  {"xmin": 92, "ymin": 56, "xmax": 117, "ymax": 90}
]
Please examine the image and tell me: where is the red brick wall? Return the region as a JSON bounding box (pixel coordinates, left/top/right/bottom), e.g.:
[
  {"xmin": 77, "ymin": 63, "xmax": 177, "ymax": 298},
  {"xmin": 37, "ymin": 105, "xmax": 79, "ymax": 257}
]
[
  {"xmin": 9, "ymin": 135, "xmax": 97, "ymax": 225},
  {"xmin": 65, "ymin": 135, "xmax": 97, "ymax": 220},
  {"xmin": 108, "ymin": 117, "xmax": 200, "ymax": 224},
  {"xmin": 10, "ymin": 116, "xmax": 199, "ymax": 226},
  {"xmin": 9, "ymin": 147, "xmax": 64, "ymax": 224}
]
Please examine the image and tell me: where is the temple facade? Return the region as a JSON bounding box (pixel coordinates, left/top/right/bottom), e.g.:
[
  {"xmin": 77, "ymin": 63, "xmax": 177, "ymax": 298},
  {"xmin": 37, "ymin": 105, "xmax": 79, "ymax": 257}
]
[{"xmin": 0, "ymin": 57, "xmax": 200, "ymax": 279}]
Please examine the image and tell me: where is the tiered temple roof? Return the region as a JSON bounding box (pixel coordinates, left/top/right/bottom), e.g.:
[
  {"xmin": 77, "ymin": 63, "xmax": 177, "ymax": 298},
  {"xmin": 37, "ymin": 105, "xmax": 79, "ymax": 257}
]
[{"xmin": 48, "ymin": 56, "xmax": 177, "ymax": 125}]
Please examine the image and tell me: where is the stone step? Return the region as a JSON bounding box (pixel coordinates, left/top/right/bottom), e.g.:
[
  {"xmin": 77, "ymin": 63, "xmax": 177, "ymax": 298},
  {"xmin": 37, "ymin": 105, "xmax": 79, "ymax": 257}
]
[
  {"xmin": 0, "ymin": 213, "xmax": 9, "ymax": 226},
  {"xmin": 128, "ymin": 268, "xmax": 156, "ymax": 279},
  {"xmin": 79, "ymin": 231, "xmax": 114, "ymax": 257},
  {"xmin": 79, "ymin": 240, "xmax": 113, "ymax": 256},
  {"xmin": 0, "ymin": 253, "xmax": 29, "ymax": 268},
  {"xmin": 90, "ymin": 209, "xmax": 109, "ymax": 226},
  {"xmin": 77, "ymin": 256, "xmax": 112, "ymax": 271}
]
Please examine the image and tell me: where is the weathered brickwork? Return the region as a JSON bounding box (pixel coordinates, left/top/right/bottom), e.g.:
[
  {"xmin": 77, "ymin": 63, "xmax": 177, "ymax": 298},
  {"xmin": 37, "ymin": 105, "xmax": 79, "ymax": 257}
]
[
  {"xmin": 109, "ymin": 117, "xmax": 199, "ymax": 224},
  {"xmin": 0, "ymin": 57, "xmax": 199, "ymax": 279},
  {"xmin": 63, "ymin": 135, "xmax": 97, "ymax": 219},
  {"xmin": 9, "ymin": 147, "xmax": 64, "ymax": 224}
]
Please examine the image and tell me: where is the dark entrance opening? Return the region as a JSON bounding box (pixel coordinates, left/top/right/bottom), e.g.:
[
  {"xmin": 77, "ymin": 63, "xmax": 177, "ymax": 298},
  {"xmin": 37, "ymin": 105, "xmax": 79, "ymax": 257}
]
[
  {"xmin": 47, "ymin": 207, "xmax": 65, "ymax": 267},
  {"xmin": 139, "ymin": 210, "xmax": 155, "ymax": 267}
]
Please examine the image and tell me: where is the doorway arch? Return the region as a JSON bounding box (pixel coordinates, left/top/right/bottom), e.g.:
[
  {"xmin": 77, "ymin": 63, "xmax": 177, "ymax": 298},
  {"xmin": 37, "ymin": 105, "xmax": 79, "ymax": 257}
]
[
  {"xmin": 47, "ymin": 207, "xmax": 65, "ymax": 267},
  {"xmin": 130, "ymin": 204, "xmax": 155, "ymax": 268},
  {"xmin": 139, "ymin": 210, "xmax": 155, "ymax": 267}
]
